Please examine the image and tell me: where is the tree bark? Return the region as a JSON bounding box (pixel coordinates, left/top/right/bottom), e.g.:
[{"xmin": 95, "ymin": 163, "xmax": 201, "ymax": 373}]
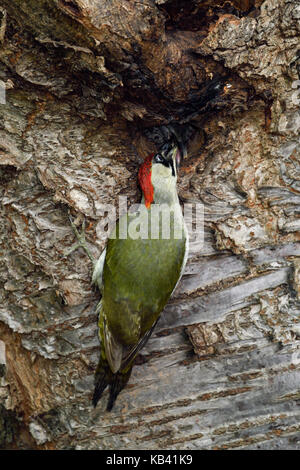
[{"xmin": 0, "ymin": 0, "xmax": 299, "ymax": 449}]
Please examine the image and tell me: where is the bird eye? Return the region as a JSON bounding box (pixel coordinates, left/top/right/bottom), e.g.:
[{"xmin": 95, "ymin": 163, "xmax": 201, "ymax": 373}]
[{"xmin": 154, "ymin": 154, "xmax": 164, "ymax": 164}]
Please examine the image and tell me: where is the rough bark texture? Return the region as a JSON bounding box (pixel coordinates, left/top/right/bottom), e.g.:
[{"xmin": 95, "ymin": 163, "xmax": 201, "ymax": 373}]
[{"xmin": 0, "ymin": 0, "xmax": 299, "ymax": 450}]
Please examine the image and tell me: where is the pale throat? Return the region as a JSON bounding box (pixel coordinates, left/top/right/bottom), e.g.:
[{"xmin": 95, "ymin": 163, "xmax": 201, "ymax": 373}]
[
  {"xmin": 152, "ymin": 181, "xmax": 179, "ymax": 206},
  {"xmin": 140, "ymin": 184, "xmax": 179, "ymax": 207}
]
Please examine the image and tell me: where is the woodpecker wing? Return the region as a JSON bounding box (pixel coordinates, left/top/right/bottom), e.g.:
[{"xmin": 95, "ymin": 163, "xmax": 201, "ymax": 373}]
[
  {"xmin": 103, "ymin": 313, "xmax": 123, "ymax": 373},
  {"xmin": 120, "ymin": 317, "xmax": 159, "ymax": 371},
  {"xmin": 100, "ymin": 210, "xmax": 187, "ymax": 366}
]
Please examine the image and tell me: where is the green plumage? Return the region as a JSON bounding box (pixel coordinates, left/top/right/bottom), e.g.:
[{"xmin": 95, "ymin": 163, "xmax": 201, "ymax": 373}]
[{"xmin": 93, "ymin": 206, "xmax": 187, "ymax": 410}]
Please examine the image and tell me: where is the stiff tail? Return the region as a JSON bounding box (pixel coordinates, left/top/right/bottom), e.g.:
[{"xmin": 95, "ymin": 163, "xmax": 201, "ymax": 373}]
[{"xmin": 92, "ymin": 359, "xmax": 132, "ymax": 411}]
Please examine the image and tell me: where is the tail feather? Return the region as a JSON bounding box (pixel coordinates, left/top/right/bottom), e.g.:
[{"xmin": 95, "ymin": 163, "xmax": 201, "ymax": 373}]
[
  {"xmin": 92, "ymin": 372, "xmax": 109, "ymax": 408},
  {"xmin": 107, "ymin": 368, "xmax": 132, "ymax": 411},
  {"xmin": 92, "ymin": 359, "xmax": 132, "ymax": 411}
]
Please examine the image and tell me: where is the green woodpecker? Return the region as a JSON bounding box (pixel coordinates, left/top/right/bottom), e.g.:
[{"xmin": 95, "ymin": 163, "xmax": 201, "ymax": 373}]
[{"xmin": 89, "ymin": 142, "xmax": 188, "ymax": 410}]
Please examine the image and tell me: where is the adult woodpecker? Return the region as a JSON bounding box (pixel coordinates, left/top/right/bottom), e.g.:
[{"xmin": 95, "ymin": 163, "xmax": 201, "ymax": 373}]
[{"xmin": 70, "ymin": 142, "xmax": 188, "ymax": 411}]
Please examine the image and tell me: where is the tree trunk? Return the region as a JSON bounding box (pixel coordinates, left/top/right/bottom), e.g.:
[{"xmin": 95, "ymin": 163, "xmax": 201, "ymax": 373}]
[{"xmin": 0, "ymin": 0, "xmax": 299, "ymax": 450}]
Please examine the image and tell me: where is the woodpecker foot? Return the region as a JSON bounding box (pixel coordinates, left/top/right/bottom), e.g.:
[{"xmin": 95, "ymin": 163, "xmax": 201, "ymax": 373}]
[{"xmin": 65, "ymin": 210, "xmax": 95, "ymax": 265}]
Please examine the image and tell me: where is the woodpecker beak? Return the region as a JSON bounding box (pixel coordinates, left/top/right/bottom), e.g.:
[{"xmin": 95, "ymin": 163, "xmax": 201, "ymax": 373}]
[
  {"xmin": 159, "ymin": 141, "xmax": 187, "ymax": 174},
  {"xmin": 173, "ymin": 142, "xmax": 187, "ymax": 169},
  {"xmin": 172, "ymin": 146, "xmax": 181, "ymax": 170},
  {"xmin": 178, "ymin": 142, "xmax": 187, "ymax": 164}
]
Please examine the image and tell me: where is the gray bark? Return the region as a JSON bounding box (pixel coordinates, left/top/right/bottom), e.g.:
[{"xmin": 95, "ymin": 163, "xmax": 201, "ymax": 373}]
[{"xmin": 0, "ymin": 0, "xmax": 299, "ymax": 449}]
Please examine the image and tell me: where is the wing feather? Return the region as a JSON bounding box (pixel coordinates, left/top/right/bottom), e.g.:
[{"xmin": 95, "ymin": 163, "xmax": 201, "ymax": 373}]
[
  {"xmin": 103, "ymin": 314, "xmax": 123, "ymax": 373},
  {"xmin": 120, "ymin": 318, "xmax": 159, "ymax": 371}
]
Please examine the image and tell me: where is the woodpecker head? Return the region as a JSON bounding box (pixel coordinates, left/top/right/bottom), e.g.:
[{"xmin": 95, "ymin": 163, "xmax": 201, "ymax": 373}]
[{"xmin": 138, "ymin": 143, "xmax": 185, "ymax": 208}]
